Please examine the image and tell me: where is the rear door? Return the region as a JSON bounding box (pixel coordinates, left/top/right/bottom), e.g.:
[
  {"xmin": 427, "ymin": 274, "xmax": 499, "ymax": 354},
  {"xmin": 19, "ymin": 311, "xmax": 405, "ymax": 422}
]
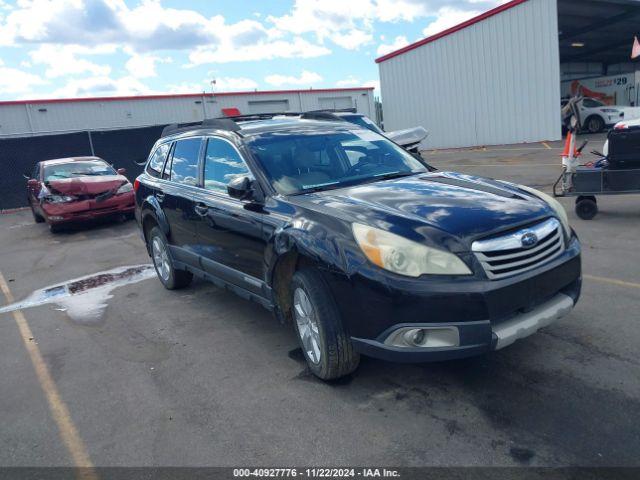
[
  {"xmin": 191, "ymin": 136, "xmax": 267, "ymax": 296},
  {"xmin": 162, "ymin": 137, "xmax": 203, "ymax": 267}
]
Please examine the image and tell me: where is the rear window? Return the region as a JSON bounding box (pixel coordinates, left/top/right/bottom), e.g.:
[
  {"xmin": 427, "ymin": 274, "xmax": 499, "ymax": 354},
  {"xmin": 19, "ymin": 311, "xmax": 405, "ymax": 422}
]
[
  {"xmin": 146, "ymin": 143, "xmax": 171, "ymax": 178},
  {"xmin": 168, "ymin": 138, "xmax": 202, "ymax": 186}
]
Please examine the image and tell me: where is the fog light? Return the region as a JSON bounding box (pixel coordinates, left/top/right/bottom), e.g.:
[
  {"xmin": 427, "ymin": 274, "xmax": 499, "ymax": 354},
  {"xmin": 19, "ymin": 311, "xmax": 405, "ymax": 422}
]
[
  {"xmin": 403, "ymin": 328, "xmax": 426, "ymax": 346},
  {"xmin": 384, "ymin": 326, "xmax": 460, "ymax": 348}
]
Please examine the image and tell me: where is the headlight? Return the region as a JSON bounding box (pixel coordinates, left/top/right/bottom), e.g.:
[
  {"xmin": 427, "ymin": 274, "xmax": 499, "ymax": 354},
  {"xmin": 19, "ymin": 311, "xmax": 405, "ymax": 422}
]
[
  {"xmin": 352, "ymin": 223, "xmax": 472, "ymax": 277},
  {"xmin": 45, "ymin": 194, "xmax": 75, "ymax": 203},
  {"xmin": 601, "ymin": 108, "xmax": 620, "ymax": 113},
  {"xmin": 516, "ymin": 184, "xmax": 571, "ymax": 236},
  {"xmin": 117, "ymin": 182, "xmax": 133, "ymax": 194}
]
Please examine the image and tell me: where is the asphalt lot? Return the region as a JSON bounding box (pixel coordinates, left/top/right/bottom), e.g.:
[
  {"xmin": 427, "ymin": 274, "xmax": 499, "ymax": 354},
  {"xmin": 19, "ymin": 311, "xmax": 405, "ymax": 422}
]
[{"xmin": 1, "ymin": 132, "xmax": 639, "ymax": 469}]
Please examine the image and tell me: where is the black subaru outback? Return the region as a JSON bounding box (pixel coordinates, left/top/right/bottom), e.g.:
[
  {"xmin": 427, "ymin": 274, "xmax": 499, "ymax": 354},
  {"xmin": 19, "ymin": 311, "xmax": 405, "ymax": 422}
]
[{"xmin": 134, "ymin": 115, "xmax": 581, "ymax": 380}]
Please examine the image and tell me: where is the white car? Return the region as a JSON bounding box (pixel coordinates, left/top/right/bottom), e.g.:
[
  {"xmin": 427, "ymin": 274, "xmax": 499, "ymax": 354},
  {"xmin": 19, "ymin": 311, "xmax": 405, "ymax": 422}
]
[{"xmin": 574, "ymin": 97, "xmax": 640, "ymax": 133}]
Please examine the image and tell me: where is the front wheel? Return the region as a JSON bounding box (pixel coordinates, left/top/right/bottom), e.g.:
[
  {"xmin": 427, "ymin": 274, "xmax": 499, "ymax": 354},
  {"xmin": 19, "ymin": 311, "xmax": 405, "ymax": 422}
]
[
  {"xmin": 31, "ymin": 205, "xmax": 45, "ymax": 223},
  {"xmin": 149, "ymin": 226, "xmax": 192, "ymax": 289},
  {"xmin": 291, "ymin": 268, "xmax": 360, "ymax": 380}
]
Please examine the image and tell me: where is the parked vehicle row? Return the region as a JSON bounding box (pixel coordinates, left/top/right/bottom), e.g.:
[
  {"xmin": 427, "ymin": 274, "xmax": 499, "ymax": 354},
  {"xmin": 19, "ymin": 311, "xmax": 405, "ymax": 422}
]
[{"xmin": 134, "ymin": 115, "xmax": 582, "ymax": 380}]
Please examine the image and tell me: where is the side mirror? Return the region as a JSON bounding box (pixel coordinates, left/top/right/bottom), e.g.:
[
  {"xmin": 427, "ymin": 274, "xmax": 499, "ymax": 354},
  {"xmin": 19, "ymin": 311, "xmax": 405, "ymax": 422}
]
[
  {"xmin": 27, "ymin": 179, "xmax": 39, "ymax": 188},
  {"xmin": 227, "ymin": 176, "xmax": 255, "ymax": 201},
  {"xmin": 117, "ymin": 168, "xmax": 126, "ymax": 175}
]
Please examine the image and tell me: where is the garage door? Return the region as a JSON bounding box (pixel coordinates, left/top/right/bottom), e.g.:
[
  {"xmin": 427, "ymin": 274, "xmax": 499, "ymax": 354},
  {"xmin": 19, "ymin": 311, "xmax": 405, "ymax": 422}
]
[
  {"xmin": 319, "ymin": 96, "xmax": 353, "ymax": 110},
  {"xmin": 248, "ymin": 100, "xmax": 290, "ymax": 114}
]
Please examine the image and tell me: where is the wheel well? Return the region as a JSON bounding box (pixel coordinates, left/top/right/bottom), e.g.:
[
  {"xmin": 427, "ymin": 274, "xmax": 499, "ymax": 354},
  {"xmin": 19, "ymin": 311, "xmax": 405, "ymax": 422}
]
[
  {"xmin": 271, "ymin": 250, "xmax": 316, "ymax": 324},
  {"xmin": 142, "ymin": 214, "xmax": 158, "ymax": 248}
]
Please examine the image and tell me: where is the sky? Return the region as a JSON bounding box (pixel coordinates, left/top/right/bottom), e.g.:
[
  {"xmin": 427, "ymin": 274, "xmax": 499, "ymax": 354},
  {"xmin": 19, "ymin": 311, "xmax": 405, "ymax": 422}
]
[{"xmin": 0, "ymin": 0, "xmax": 506, "ymax": 101}]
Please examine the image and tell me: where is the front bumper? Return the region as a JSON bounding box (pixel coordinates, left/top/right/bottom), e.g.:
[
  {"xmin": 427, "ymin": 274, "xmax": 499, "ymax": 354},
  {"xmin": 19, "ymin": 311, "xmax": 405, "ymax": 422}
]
[
  {"xmin": 43, "ymin": 192, "xmax": 135, "ymax": 224},
  {"xmin": 325, "ymin": 236, "xmax": 581, "ymax": 363}
]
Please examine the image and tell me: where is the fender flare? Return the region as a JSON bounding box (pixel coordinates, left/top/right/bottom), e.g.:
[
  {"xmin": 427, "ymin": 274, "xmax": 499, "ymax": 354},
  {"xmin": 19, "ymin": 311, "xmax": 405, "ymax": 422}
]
[{"xmin": 140, "ymin": 195, "xmax": 170, "ymax": 244}]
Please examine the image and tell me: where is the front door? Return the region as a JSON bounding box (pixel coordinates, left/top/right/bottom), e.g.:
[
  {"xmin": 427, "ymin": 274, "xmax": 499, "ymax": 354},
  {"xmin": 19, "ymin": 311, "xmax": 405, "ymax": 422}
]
[
  {"xmin": 191, "ymin": 137, "xmax": 267, "ymax": 296},
  {"xmin": 161, "ymin": 136, "xmax": 203, "ymax": 267}
]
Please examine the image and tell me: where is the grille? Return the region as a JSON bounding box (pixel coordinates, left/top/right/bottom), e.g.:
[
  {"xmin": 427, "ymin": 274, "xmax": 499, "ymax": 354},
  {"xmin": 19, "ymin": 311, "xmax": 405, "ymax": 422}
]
[{"xmin": 472, "ymin": 218, "xmax": 565, "ymax": 280}]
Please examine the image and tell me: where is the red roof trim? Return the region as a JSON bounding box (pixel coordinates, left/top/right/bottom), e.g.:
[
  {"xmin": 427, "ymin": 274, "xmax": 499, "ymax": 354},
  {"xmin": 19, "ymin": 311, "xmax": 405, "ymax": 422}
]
[
  {"xmin": 0, "ymin": 86, "xmax": 374, "ymax": 107},
  {"xmin": 375, "ymin": 0, "xmax": 529, "ymax": 63}
]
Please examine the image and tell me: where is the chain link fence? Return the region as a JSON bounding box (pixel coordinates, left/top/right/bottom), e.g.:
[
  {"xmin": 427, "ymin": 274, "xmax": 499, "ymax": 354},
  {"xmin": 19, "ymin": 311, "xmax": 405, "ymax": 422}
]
[{"xmin": 1, "ymin": 125, "xmax": 165, "ymax": 210}]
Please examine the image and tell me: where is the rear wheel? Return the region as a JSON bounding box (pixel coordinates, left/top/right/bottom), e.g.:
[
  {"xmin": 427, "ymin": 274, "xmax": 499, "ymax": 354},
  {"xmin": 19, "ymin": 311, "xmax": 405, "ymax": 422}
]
[
  {"xmin": 575, "ymin": 196, "xmax": 598, "ymax": 220},
  {"xmin": 291, "ymin": 268, "xmax": 359, "ymax": 380},
  {"xmin": 149, "ymin": 226, "xmax": 192, "ymax": 289},
  {"xmin": 586, "ymin": 116, "xmax": 604, "ymax": 134}
]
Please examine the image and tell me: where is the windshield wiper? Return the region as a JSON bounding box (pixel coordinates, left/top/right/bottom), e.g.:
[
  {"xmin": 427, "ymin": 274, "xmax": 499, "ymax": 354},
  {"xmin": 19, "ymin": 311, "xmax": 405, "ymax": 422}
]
[{"xmin": 373, "ymin": 171, "xmax": 418, "ymax": 180}]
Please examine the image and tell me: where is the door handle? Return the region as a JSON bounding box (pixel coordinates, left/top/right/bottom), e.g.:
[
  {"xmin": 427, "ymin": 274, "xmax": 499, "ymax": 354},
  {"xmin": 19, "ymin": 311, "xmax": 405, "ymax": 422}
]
[
  {"xmin": 194, "ymin": 203, "xmax": 209, "ymax": 216},
  {"xmin": 155, "ymin": 192, "xmax": 165, "ymax": 202}
]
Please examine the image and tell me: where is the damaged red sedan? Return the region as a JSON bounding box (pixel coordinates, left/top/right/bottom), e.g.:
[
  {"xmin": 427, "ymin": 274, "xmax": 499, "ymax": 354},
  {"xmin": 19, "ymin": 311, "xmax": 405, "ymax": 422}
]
[{"xmin": 26, "ymin": 156, "xmax": 135, "ymax": 232}]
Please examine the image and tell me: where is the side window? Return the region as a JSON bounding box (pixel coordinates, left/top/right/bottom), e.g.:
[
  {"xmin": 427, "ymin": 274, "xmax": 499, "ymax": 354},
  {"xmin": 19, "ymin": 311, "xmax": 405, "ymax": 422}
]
[
  {"xmin": 203, "ymin": 138, "xmax": 251, "ymax": 193},
  {"xmin": 170, "ymin": 138, "xmax": 202, "ymax": 186},
  {"xmin": 146, "ymin": 143, "xmax": 170, "ymax": 178},
  {"xmin": 31, "ymin": 163, "xmax": 40, "ymax": 179}
]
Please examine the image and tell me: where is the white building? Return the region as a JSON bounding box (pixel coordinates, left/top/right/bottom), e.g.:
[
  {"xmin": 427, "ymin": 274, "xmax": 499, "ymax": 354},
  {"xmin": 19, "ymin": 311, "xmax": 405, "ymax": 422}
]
[
  {"xmin": 0, "ymin": 87, "xmax": 375, "ymax": 138},
  {"xmin": 376, "ymin": 0, "xmax": 640, "ymax": 149}
]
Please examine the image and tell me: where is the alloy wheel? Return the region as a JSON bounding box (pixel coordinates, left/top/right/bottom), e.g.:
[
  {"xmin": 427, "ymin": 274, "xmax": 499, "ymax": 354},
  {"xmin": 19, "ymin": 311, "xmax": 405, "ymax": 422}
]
[
  {"xmin": 152, "ymin": 236, "xmax": 171, "ymax": 282},
  {"xmin": 293, "ymin": 287, "xmax": 321, "ymax": 365}
]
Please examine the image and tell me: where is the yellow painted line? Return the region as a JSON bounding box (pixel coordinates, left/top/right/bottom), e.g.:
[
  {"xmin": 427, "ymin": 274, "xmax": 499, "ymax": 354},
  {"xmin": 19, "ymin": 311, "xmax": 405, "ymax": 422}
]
[
  {"xmin": 0, "ymin": 271, "xmax": 98, "ymax": 480},
  {"xmin": 542, "ymin": 142, "xmax": 552, "ymax": 150},
  {"xmin": 584, "ymin": 274, "xmax": 640, "ymax": 290}
]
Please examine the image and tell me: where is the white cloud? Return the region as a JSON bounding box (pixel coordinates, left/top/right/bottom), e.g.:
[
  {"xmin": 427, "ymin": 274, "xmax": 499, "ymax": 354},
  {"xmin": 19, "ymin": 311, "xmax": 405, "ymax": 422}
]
[
  {"xmin": 376, "ymin": 36, "xmax": 409, "ymax": 56},
  {"xmin": 422, "ymin": 6, "xmax": 482, "ymax": 37},
  {"xmin": 0, "ymin": 65, "xmax": 47, "ymax": 93},
  {"xmin": 265, "ymin": 70, "xmax": 322, "ymax": 87},
  {"xmin": 188, "ymin": 37, "xmax": 330, "ymax": 65},
  {"xmin": 29, "ymin": 44, "xmax": 113, "ymax": 78},
  {"xmin": 50, "ymin": 75, "xmax": 150, "ymax": 98},
  {"xmin": 213, "ymin": 77, "xmax": 259, "ymax": 91},
  {"xmin": 125, "ymin": 52, "xmax": 172, "ymax": 79},
  {"xmin": 364, "ymin": 79, "xmax": 380, "ymax": 97},
  {"xmin": 267, "ymin": 0, "xmax": 374, "ymax": 50},
  {"xmin": 0, "ymin": 0, "xmax": 219, "ymax": 51},
  {"xmin": 336, "ymin": 75, "xmax": 360, "ymax": 87}
]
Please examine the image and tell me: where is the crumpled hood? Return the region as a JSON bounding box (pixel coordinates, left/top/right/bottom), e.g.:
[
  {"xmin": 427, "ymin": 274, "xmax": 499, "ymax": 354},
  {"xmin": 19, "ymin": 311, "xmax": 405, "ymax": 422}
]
[
  {"xmin": 46, "ymin": 175, "xmax": 128, "ymax": 195},
  {"xmin": 295, "ymin": 172, "xmax": 553, "ymax": 244}
]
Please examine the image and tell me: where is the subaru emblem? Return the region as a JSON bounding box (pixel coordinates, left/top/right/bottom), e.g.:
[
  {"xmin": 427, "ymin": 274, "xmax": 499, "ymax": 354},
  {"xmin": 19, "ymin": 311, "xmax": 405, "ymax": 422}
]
[{"xmin": 521, "ymin": 232, "xmax": 538, "ymax": 248}]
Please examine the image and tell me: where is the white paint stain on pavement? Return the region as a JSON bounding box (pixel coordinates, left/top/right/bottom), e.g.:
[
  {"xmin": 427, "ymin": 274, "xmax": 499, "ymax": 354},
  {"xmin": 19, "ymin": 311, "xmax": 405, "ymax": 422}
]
[{"xmin": 0, "ymin": 265, "xmax": 155, "ymax": 324}]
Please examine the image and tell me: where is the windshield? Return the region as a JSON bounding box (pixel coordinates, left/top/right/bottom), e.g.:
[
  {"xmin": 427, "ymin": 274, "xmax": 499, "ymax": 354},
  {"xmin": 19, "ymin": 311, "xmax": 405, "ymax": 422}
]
[
  {"xmin": 247, "ymin": 128, "xmax": 427, "ymax": 195},
  {"xmin": 43, "ymin": 161, "xmax": 116, "ymax": 182},
  {"xmin": 341, "ymin": 115, "xmax": 385, "ymax": 135}
]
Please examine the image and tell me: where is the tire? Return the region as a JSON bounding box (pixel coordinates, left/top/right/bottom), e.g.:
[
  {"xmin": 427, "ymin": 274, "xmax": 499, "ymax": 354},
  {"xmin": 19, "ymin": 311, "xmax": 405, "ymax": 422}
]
[
  {"xmin": 31, "ymin": 205, "xmax": 45, "ymax": 223},
  {"xmin": 148, "ymin": 226, "xmax": 193, "ymax": 290},
  {"xmin": 49, "ymin": 223, "xmax": 63, "ymax": 233},
  {"xmin": 586, "ymin": 116, "xmax": 604, "ymax": 134},
  {"xmin": 291, "ymin": 268, "xmax": 360, "ymax": 380},
  {"xmin": 575, "ymin": 196, "xmax": 598, "ymax": 220}
]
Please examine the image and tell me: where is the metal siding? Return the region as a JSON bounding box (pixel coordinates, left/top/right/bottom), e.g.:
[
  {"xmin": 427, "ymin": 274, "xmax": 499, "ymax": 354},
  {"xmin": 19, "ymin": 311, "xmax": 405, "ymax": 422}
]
[
  {"xmin": 379, "ymin": 0, "xmax": 560, "ymax": 149},
  {"xmin": 0, "ymin": 89, "xmax": 374, "ymax": 137}
]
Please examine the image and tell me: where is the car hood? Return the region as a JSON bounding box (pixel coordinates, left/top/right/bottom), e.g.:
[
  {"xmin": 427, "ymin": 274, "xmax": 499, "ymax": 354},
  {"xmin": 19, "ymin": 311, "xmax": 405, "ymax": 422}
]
[
  {"xmin": 293, "ymin": 172, "xmax": 552, "ymax": 247},
  {"xmin": 46, "ymin": 175, "xmax": 128, "ymax": 195}
]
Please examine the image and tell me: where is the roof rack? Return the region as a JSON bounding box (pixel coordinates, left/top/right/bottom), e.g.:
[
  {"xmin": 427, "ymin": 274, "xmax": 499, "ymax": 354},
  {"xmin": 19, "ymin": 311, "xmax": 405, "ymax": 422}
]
[
  {"xmin": 161, "ymin": 118, "xmax": 241, "ymax": 138},
  {"xmin": 222, "ymin": 112, "xmax": 303, "ymax": 122}
]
